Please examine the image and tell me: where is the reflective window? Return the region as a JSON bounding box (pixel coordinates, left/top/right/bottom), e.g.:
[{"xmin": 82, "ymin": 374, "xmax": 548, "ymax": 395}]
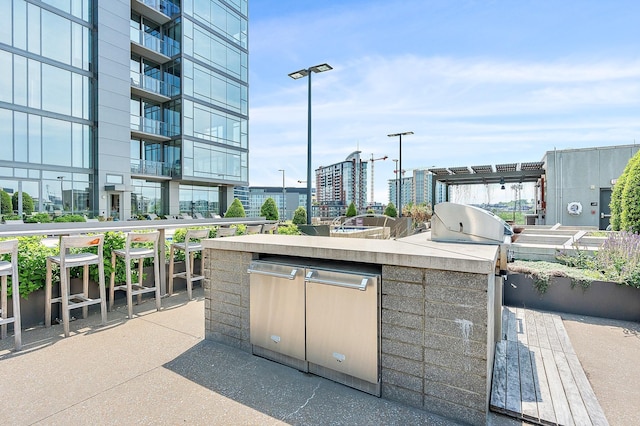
[
  {"xmin": 13, "ymin": 0, "xmax": 26, "ymax": 50},
  {"xmin": 14, "ymin": 112, "xmax": 27, "ymax": 162},
  {"xmin": 0, "ymin": 0, "xmax": 11, "ymax": 45},
  {"xmin": 183, "ymin": 100, "xmax": 247, "ymax": 148},
  {"xmin": 131, "ymin": 179, "xmax": 164, "ymax": 216},
  {"xmin": 179, "ymin": 184, "xmax": 220, "ymax": 215},
  {"xmin": 42, "ymin": 63, "xmax": 71, "ymax": 115},
  {"xmin": 0, "ymin": 50, "xmax": 11, "ymax": 103},
  {"xmin": 29, "ymin": 115, "xmax": 41, "ymax": 164},
  {"xmin": 42, "ymin": 116, "xmax": 71, "ymax": 166},
  {"xmin": 13, "ymin": 55, "xmax": 27, "ymax": 106},
  {"xmin": 0, "ymin": 109, "xmax": 13, "ymax": 159},
  {"xmin": 42, "ymin": 9, "xmax": 71, "ymax": 64},
  {"xmin": 188, "ymin": 0, "xmax": 247, "ymax": 48},
  {"xmin": 28, "ymin": 4, "xmax": 41, "ymax": 54}
]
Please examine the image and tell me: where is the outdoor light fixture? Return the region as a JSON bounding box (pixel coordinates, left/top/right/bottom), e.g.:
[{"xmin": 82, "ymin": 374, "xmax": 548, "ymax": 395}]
[
  {"xmin": 388, "ymin": 132, "xmax": 413, "ymax": 217},
  {"xmin": 288, "ymin": 63, "xmax": 333, "ymax": 224},
  {"xmin": 500, "ymin": 177, "xmax": 506, "ymax": 190}
]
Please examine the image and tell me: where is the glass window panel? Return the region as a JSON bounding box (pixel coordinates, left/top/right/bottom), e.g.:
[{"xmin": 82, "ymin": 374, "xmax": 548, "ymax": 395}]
[
  {"xmin": 42, "ymin": 64, "xmax": 71, "ymax": 115},
  {"xmin": 14, "ymin": 168, "xmax": 27, "ymax": 177},
  {"xmin": 42, "ymin": 117, "xmax": 71, "ymax": 166},
  {"xmin": 72, "ymin": 72, "xmax": 83, "ymax": 117},
  {"xmin": 29, "ymin": 114, "xmax": 41, "ymax": 163},
  {"xmin": 0, "ymin": 109, "xmax": 13, "ymax": 159},
  {"xmin": 44, "ymin": 0, "xmax": 71, "ymax": 14},
  {"xmin": 13, "ymin": 0, "xmax": 26, "ymax": 50},
  {"xmin": 14, "ymin": 112, "xmax": 27, "ymax": 162},
  {"xmin": 227, "ymin": 82, "xmax": 240, "ymax": 111},
  {"xmin": 211, "ymin": 3, "xmax": 225, "ymax": 32},
  {"xmin": 28, "ymin": 59, "xmax": 41, "ymax": 109},
  {"xmin": 42, "ymin": 9, "xmax": 71, "ymax": 64},
  {"xmin": 72, "ymin": 122, "xmax": 83, "ymax": 167},
  {"xmin": 28, "ymin": 4, "xmax": 41, "ymax": 54},
  {"xmin": 211, "ymin": 74, "xmax": 226, "ymax": 104},
  {"xmin": 71, "ymin": 0, "xmax": 83, "ymax": 20},
  {"xmin": 193, "ymin": 0, "xmax": 210, "ymax": 23},
  {"xmin": 13, "ymin": 55, "xmax": 27, "ymax": 106},
  {"xmin": 228, "ymin": 13, "xmax": 241, "ymax": 43},
  {"xmin": 72, "ymin": 22, "xmax": 83, "ymax": 68},
  {"xmin": 82, "ymin": 76, "xmax": 89, "ymax": 119},
  {"xmin": 0, "ymin": 0, "xmax": 11, "ymax": 45},
  {"xmin": 0, "ymin": 51, "xmax": 12, "ymax": 103},
  {"xmin": 83, "ymin": 124, "xmax": 90, "ymax": 167}
]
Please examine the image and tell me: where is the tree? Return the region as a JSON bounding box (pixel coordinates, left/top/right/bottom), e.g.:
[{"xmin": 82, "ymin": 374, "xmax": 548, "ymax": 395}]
[
  {"xmin": 260, "ymin": 197, "xmax": 279, "ymax": 221},
  {"xmin": 384, "ymin": 202, "xmax": 397, "ymax": 218},
  {"xmin": 619, "ymin": 151, "xmax": 640, "ymax": 232},
  {"xmin": 345, "ymin": 201, "xmax": 357, "ymax": 217},
  {"xmin": 12, "ymin": 192, "xmax": 34, "ymax": 215},
  {"xmin": 611, "ymin": 151, "xmax": 640, "ymax": 231},
  {"xmin": 292, "ymin": 206, "xmax": 307, "ymax": 225},
  {"xmin": 0, "ymin": 190, "xmax": 11, "ymax": 214},
  {"xmin": 224, "ymin": 198, "xmax": 246, "ymax": 218}
]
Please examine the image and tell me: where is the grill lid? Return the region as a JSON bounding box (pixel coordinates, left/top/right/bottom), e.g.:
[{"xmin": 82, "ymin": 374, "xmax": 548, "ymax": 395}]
[{"xmin": 431, "ymin": 202, "xmax": 513, "ymax": 244}]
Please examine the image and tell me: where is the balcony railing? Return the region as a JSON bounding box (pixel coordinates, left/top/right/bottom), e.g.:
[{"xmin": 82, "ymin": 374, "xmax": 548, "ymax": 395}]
[
  {"xmin": 130, "ymin": 28, "xmax": 179, "ymax": 57},
  {"xmin": 130, "ymin": 115, "xmax": 180, "ymax": 138},
  {"xmin": 130, "ymin": 159, "xmax": 173, "ymax": 177},
  {"xmin": 137, "ymin": 0, "xmax": 180, "ymax": 17},
  {"xmin": 130, "ymin": 72, "xmax": 179, "ymax": 97}
]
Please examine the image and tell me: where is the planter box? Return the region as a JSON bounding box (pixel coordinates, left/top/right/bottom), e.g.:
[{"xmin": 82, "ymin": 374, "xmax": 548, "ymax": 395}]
[{"xmin": 504, "ymin": 274, "xmax": 640, "ymax": 322}]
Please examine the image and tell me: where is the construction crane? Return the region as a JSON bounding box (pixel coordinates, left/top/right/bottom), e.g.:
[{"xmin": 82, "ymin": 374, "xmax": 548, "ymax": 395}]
[{"xmin": 369, "ymin": 154, "xmax": 388, "ymax": 204}]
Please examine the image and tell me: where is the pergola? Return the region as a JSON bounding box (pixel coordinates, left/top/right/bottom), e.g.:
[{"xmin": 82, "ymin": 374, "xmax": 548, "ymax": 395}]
[{"xmin": 428, "ymin": 161, "xmax": 545, "ymax": 202}]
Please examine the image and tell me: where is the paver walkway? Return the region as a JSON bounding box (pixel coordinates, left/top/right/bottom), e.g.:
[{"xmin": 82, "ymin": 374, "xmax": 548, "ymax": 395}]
[{"xmin": 490, "ymin": 307, "xmax": 609, "ymax": 425}]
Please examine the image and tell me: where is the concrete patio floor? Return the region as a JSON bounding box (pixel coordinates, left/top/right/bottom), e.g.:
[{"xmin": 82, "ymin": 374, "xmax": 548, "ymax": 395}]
[{"xmin": 1, "ymin": 286, "xmax": 636, "ymax": 425}]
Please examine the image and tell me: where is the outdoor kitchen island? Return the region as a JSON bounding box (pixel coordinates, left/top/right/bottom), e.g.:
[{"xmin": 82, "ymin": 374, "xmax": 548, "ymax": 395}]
[{"xmin": 202, "ymin": 232, "xmax": 501, "ymax": 426}]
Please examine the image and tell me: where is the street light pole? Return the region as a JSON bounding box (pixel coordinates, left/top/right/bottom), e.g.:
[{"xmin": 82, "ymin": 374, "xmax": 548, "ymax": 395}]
[
  {"xmin": 388, "ymin": 132, "xmax": 413, "ymax": 217},
  {"xmin": 278, "ymin": 169, "xmax": 286, "ymax": 220},
  {"xmin": 289, "ymin": 63, "xmax": 333, "ymax": 225},
  {"xmin": 57, "ymin": 176, "xmax": 64, "ymax": 211}
]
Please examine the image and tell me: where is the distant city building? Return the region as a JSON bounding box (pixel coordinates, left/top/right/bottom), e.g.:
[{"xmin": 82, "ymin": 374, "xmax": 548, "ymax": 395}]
[
  {"xmin": 412, "ymin": 169, "xmax": 447, "ymax": 206},
  {"xmin": 315, "ymin": 151, "xmax": 368, "ymax": 219},
  {"xmin": 247, "ymin": 187, "xmax": 310, "ymax": 221},
  {"xmin": 233, "ymin": 186, "xmax": 250, "ymax": 213},
  {"xmin": 388, "ymin": 176, "xmax": 413, "ymax": 212}
]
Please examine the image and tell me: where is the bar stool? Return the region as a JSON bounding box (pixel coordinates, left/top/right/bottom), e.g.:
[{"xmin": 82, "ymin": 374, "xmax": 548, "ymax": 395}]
[
  {"xmin": 45, "ymin": 234, "xmax": 107, "ymax": 337},
  {"xmin": 0, "ymin": 239, "xmax": 21, "ymax": 350},
  {"xmin": 168, "ymin": 229, "xmax": 209, "ymax": 300},
  {"xmin": 109, "ymin": 231, "xmax": 161, "ymax": 319},
  {"xmin": 215, "ymin": 226, "xmax": 237, "ymax": 237}
]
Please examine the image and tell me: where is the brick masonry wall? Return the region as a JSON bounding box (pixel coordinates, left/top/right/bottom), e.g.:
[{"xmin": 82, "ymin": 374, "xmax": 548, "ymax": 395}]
[
  {"xmin": 203, "ymin": 249, "xmax": 255, "ymax": 352},
  {"xmin": 381, "ymin": 265, "xmax": 492, "ymax": 426}
]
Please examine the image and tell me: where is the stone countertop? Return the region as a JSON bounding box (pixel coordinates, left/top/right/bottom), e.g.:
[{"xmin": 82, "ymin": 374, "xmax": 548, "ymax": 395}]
[{"xmin": 202, "ymin": 232, "xmax": 499, "ymax": 275}]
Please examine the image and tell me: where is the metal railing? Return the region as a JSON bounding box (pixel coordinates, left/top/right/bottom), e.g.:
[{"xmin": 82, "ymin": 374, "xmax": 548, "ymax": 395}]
[
  {"xmin": 130, "ymin": 159, "xmax": 173, "ymax": 177},
  {"xmin": 130, "ymin": 72, "xmax": 179, "ymax": 97},
  {"xmin": 130, "ymin": 28, "xmax": 179, "ymax": 57},
  {"xmin": 136, "ymin": 0, "xmax": 180, "ymax": 17},
  {"xmin": 130, "ymin": 115, "xmax": 180, "ymax": 137}
]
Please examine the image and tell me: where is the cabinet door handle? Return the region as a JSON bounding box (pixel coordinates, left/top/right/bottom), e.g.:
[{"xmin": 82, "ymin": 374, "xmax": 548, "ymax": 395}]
[
  {"xmin": 305, "ymin": 271, "xmax": 370, "ymax": 291},
  {"xmin": 247, "ymin": 268, "xmax": 298, "ymax": 280}
]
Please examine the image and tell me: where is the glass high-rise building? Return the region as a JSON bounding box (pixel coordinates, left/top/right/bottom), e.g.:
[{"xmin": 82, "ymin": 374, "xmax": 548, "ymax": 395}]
[
  {"xmin": 0, "ymin": 0, "xmax": 248, "ymax": 219},
  {"xmin": 315, "ymin": 151, "xmax": 368, "ymax": 219}
]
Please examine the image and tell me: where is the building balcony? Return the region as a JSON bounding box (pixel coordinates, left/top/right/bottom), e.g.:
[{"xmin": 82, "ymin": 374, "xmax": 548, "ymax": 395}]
[
  {"xmin": 130, "ymin": 72, "xmax": 175, "ymax": 102},
  {"xmin": 130, "ymin": 115, "xmax": 179, "ymax": 141},
  {"xmin": 132, "ymin": 0, "xmax": 180, "ymax": 25},
  {"xmin": 130, "ymin": 159, "xmax": 174, "ymax": 179},
  {"xmin": 130, "ymin": 29, "xmax": 177, "ymax": 63}
]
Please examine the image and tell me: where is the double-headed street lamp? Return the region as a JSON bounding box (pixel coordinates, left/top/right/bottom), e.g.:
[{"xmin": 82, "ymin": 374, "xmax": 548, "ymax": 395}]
[
  {"xmin": 387, "ymin": 132, "xmax": 413, "ymax": 217},
  {"xmin": 278, "ymin": 169, "xmax": 286, "ymax": 221},
  {"xmin": 288, "ymin": 63, "xmax": 333, "ymax": 224}
]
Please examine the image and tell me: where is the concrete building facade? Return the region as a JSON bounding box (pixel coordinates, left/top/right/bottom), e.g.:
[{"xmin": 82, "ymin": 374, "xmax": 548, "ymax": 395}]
[
  {"xmin": 0, "ymin": 0, "xmax": 248, "ymax": 219},
  {"xmin": 541, "ymin": 144, "xmax": 639, "ymax": 229}
]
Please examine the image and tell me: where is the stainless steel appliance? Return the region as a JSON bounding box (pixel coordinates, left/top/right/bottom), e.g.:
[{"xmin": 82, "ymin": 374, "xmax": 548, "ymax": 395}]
[
  {"xmin": 248, "ymin": 261, "xmax": 306, "ymax": 369},
  {"xmin": 305, "ymin": 268, "xmax": 380, "ymax": 395},
  {"xmin": 248, "ymin": 258, "xmax": 381, "ymax": 396}
]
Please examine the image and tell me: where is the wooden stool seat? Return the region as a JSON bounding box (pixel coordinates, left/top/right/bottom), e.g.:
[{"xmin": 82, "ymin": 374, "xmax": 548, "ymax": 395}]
[
  {"xmin": 168, "ymin": 229, "xmax": 209, "ymax": 300},
  {"xmin": 0, "ymin": 240, "xmax": 21, "ymax": 350},
  {"xmin": 45, "ymin": 235, "xmax": 107, "ymax": 337},
  {"xmin": 110, "ymin": 231, "xmax": 161, "ymax": 319}
]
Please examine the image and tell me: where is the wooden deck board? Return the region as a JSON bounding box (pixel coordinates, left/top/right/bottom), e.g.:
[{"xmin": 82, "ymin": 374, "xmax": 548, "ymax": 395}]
[{"xmin": 490, "ymin": 307, "xmax": 609, "ymax": 426}]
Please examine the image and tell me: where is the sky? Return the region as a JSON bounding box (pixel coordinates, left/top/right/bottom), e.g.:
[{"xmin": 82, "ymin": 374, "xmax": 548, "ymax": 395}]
[{"xmin": 247, "ymin": 0, "xmax": 640, "ymax": 204}]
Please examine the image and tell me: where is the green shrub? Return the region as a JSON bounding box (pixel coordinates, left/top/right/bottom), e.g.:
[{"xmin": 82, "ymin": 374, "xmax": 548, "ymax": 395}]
[
  {"xmin": 260, "ymin": 197, "xmax": 279, "ymax": 221},
  {"xmin": 224, "ymin": 198, "xmax": 246, "ymax": 218},
  {"xmin": 366, "ymin": 208, "xmax": 375, "ymax": 214},
  {"xmin": 384, "ymin": 202, "xmax": 397, "ymax": 218},
  {"xmin": 611, "ymin": 151, "xmax": 640, "ymax": 231},
  {"xmin": 0, "ymin": 190, "xmax": 12, "ymax": 214},
  {"xmin": 292, "ymin": 206, "xmax": 307, "ymax": 225},
  {"xmin": 276, "ymin": 223, "xmax": 300, "ymax": 235},
  {"xmin": 25, "ymin": 213, "xmax": 52, "ymax": 223},
  {"xmin": 620, "ymin": 152, "xmax": 640, "ymax": 232},
  {"xmin": 346, "ymin": 201, "xmax": 357, "ymax": 217},
  {"xmin": 53, "ymin": 214, "xmax": 86, "ymax": 222},
  {"xmin": 12, "ymin": 192, "xmax": 34, "ymax": 214},
  {"xmin": 2, "ymin": 214, "xmax": 22, "ymax": 221}
]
